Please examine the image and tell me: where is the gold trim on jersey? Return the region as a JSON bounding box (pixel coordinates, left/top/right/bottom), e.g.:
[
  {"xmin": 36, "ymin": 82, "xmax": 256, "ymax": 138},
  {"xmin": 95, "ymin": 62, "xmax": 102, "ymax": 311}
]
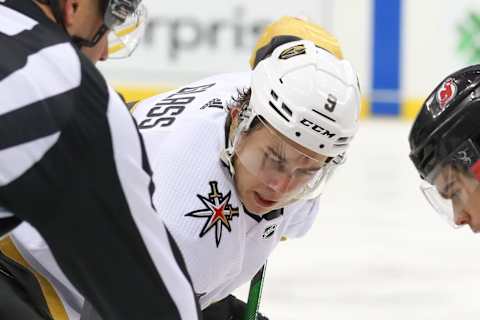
[
  {"xmin": 0, "ymin": 236, "xmax": 69, "ymax": 320},
  {"xmin": 128, "ymin": 100, "xmax": 142, "ymax": 113},
  {"xmin": 249, "ymin": 16, "xmax": 343, "ymax": 69},
  {"xmin": 114, "ymin": 85, "xmax": 173, "ymax": 104}
]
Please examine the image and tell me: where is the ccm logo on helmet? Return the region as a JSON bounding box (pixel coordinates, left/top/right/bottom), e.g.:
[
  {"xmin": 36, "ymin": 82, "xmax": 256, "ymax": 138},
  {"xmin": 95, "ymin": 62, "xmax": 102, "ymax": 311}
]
[{"xmin": 300, "ymin": 118, "xmax": 336, "ymax": 138}]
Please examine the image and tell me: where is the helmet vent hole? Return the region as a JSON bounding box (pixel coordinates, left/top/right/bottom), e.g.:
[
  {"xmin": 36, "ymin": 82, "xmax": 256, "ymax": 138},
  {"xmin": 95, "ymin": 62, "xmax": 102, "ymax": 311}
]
[
  {"xmin": 295, "ymin": 131, "xmax": 301, "ymax": 137},
  {"xmin": 336, "ymin": 136, "xmax": 349, "ymax": 142},
  {"xmin": 268, "ymin": 101, "xmax": 290, "ymax": 122},
  {"xmin": 319, "ymin": 144, "xmax": 325, "ymax": 149},
  {"xmin": 279, "ymin": 78, "xmax": 284, "ymax": 84},
  {"xmin": 281, "ymin": 103, "xmax": 292, "ymax": 116},
  {"xmin": 270, "ymin": 90, "xmax": 279, "ymax": 101}
]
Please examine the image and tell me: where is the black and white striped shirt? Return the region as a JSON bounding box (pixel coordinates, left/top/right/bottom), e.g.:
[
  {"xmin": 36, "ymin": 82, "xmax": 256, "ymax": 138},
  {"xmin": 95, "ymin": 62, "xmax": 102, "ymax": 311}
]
[{"xmin": 0, "ymin": 1, "xmax": 200, "ymax": 319}]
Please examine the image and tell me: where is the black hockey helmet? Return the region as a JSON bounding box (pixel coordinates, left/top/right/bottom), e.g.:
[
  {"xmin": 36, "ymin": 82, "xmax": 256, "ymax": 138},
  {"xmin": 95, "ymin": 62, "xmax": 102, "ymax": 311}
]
[
  {"xmin": 409, "ymin": 65, "xmax": 480, "ymax": 228},
  {"xmin": 409, "ymin": 64, "xmax": 480, "ymax": 184}
]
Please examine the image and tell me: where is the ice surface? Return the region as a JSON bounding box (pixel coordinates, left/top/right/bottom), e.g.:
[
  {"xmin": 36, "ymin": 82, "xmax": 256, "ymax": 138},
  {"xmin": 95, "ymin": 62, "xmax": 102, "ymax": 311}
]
[{"xmin": 235, "ymin": 119, "xmax": 480, "ymax": 320}]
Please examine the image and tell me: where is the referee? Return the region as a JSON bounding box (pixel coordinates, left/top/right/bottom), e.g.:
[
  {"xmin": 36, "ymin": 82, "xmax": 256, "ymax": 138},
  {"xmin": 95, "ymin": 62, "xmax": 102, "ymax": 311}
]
[{"xmin": 0, "ymin": 1, "xmax": 200, "ymax": 319}]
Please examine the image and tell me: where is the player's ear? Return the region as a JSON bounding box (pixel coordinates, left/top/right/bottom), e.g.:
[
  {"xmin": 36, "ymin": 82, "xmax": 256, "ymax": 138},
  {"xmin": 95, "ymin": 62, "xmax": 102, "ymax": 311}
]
[
  {"xmin": 228, "ymin": 107, "xmax": 240, "ymax": 134},
  {"xmin": 230, "ymin": 107, "xmax": 240, "ymax": 121},
  {"xmin": 62, "ymin": 0, "xmax": 80, "ymax": 27}
]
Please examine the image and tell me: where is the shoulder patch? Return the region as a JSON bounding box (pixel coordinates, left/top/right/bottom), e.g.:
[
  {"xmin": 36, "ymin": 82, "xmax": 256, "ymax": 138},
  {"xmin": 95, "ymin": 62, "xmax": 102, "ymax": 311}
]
[{"xmin": 279, "ymin": 44, "xmax": 306, "ymax": 60}]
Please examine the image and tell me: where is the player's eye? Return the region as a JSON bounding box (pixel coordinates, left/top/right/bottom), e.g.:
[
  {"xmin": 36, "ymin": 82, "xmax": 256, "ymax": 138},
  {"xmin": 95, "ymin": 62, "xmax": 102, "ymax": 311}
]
[
  {"xmin": 294, "ymin": 168, "xmax": 317, "ymax": 177},
  {"xmin": 439, "ymin": 181, "xmax": 460, "ymax": 200},
  {"xmin": 263, "ymin": 152, "xmax": 287, "ymax": 172}
]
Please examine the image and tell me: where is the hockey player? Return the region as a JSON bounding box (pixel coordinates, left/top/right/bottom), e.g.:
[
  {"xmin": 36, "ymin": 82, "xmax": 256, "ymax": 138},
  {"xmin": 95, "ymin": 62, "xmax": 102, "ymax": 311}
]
[
  {"xmin": 136, "ymin": 37, "xmax": 360, "ymax": 320},
  {"xmin": 3, "ymin": 17, "xmax": 361, "ymax": 319},
  {"xmin": 409, "ymin": 65, "xmax": 480, "ymax": 232},
  {"xmin": 0, "ymin": 0, "xmax": 199, "ymax": 319}
]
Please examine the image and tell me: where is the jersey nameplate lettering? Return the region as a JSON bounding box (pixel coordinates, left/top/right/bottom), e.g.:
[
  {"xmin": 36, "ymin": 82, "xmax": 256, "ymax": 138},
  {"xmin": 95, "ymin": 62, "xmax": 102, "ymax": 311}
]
[{"xmin": 138, "ymin": 83, "xmax": 215, "ymax": 129}]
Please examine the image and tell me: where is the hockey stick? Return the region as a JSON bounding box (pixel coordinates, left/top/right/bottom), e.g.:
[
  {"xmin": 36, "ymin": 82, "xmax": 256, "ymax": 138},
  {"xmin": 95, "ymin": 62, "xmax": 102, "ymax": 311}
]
[{"xmin": 243, "ymin": 262, "xmax": 267, "ymax": 320}]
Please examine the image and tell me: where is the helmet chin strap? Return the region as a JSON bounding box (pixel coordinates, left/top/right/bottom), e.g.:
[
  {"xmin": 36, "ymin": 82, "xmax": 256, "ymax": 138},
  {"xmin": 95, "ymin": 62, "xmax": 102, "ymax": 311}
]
[
  {"xmin": 35, "ymin": 0, "xmax": 108, "ymax": 48},
  {"xmin": 220, "ymin": 102, "xmax": 255, "ymax": 176},
  {"xmin": 71, "ymin": 24, "xmax": 109, "ymax": 48}
]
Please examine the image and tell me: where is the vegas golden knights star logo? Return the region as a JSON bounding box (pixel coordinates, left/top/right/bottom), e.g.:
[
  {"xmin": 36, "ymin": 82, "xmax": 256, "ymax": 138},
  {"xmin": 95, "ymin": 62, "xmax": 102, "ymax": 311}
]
[
  {"xmin": 185, "ymin": 181, "xmax": 239, "ymax": 247},
  {"xmin": 279, "ymin": 44, "xmax": 306, "ymax": 60}
]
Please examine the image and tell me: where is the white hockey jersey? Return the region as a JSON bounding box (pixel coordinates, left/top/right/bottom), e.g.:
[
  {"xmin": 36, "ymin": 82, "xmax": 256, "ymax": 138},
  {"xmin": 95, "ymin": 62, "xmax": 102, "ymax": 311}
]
[
  {"xmin": 132, "ymin": 72, "xmax": 321, "ymax": 308},
  {"xmin": 5, "ymin": 72, "xmax": 321, "ymax": 317}
]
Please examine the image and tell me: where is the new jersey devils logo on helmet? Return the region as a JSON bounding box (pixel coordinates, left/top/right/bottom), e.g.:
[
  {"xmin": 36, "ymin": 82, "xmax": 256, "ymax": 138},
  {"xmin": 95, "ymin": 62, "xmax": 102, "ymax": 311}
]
[{"xmin": 436, "ymin": 78, "xmax": 457, "ymax": 109}]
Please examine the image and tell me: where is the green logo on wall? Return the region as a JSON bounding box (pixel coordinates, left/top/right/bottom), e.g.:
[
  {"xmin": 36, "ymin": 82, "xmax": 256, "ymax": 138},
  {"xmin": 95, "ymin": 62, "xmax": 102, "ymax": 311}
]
[{"xmin": 458, "ymin": 12, "xmax": 480, "ymax": 63}]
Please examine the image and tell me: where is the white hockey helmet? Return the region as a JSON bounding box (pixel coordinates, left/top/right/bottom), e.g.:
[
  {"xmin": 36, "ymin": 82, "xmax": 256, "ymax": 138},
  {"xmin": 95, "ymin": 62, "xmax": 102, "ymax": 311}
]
[
  {"xmin": 249, "ymin": 39, "xmax": 361, "ymax": 157},
  {"xmin": 223, "ymin": 39, "xmax": 361, "ymax": 202}
]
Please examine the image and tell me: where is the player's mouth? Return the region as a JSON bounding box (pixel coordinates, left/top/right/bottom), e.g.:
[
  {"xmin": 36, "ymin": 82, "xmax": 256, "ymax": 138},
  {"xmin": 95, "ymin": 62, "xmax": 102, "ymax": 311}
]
[{"xmin": 253, "ymin": 192, "xmax": 278, "ymax": 208}]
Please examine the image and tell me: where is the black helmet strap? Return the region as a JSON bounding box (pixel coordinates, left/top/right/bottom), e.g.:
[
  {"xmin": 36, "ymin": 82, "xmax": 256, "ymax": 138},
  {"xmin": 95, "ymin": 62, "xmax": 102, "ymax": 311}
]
[{"xmin": 71, "ymin": 24, "xmax": 109, "ymax": 48}]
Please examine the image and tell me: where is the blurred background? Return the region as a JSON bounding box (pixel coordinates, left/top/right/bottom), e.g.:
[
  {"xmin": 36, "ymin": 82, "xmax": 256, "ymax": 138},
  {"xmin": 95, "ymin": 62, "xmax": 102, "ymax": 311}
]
[
  {"xmin": 100, "ymin": 0, "xmax": 480, "ymax": 118},
  {"xmin": 99, "ymin": 0, "xmax": 480, "ymax": 318}
]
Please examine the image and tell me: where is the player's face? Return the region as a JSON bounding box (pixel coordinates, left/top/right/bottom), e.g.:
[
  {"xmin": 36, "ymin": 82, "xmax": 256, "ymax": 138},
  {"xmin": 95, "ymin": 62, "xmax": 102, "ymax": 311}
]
[
  {"xmin": 433, "ymin": 167, "xmax": 480, "ymax": 232},
  {"xmin": 233, "ymin": 124, "xmax": 328, "ymax": 215}
]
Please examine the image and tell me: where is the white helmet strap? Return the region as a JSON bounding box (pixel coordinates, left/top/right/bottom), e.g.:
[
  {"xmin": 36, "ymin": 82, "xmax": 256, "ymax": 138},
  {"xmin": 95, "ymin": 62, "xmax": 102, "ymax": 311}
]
[{"xmin": 220, "ymin": 101, "xmax": 256, "ymax": 176}]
